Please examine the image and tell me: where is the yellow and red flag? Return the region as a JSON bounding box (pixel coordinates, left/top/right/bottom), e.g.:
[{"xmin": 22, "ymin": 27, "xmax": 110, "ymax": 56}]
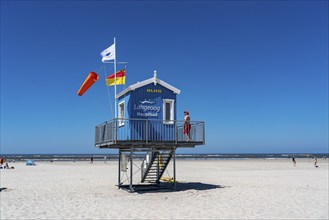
[{"xmin": 106, "ymin": 69, "xmax": 126, "ymax": 86}]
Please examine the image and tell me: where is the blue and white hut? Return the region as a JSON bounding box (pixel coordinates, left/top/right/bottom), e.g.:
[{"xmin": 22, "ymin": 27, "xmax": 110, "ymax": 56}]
[{"xmin": 95, "ymin": 70, "xmax": 205, "ymax": 191}]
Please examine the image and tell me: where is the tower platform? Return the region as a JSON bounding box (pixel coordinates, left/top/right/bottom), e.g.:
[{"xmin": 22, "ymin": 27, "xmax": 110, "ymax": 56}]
[{"xmin": 95, "ymin": 118, "xmax": 205, "ymax": 149}]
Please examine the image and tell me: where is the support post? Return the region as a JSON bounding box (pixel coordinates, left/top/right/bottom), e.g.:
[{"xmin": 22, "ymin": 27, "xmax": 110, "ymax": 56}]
[
  {"xmin": 173, "ymin": 146, "xmax": 176, "ymax": 190},
  {"xmin": 118, "ymin": 150, "xmax": 121, "ymax": 188},
  {"xmin": 129, "ymin": 149, "xmax": 133, "ymax": 192}
]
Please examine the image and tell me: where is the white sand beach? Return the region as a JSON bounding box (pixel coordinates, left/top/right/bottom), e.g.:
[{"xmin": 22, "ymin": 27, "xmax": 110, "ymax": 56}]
[{"xmin": 1, "ymin": 158, "xmax": 328, "ymax": 219}]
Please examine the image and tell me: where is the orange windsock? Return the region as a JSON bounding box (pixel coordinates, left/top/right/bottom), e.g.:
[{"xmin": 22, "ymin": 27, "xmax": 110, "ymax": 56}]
[{"xmin": 77, "ymin": 72, "xmax": 99, "ymax": 96}]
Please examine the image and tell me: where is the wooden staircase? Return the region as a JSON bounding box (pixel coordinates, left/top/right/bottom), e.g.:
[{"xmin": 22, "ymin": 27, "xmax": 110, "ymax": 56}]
[{"xmin": 141, "ymin": 150, "xmax": 173, "ymax": 184}]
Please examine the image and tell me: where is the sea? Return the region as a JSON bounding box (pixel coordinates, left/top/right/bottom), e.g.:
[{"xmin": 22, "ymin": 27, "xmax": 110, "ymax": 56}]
[{"xmin": 1, "ymin": 153, "xmax": 328, "ymax": 162}]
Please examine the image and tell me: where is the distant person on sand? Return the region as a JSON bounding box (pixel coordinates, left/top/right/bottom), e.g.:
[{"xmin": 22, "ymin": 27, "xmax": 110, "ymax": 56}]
[
  {"xmin": 313, "ymin": 157, "xmax": 318, "ymax": 168},
  {"xmin": 184, "ymin": 111, "xmax": 191, "ymax": 141},
  {"xmin": 292, "ymin": 157, "xmax": 296, "ymax": 167},
  {"xmin": 91, "ymin": 156, "xmax": 94, "ymax": 164},
  {"xmin": 4, "ymin": 162, "xmax": 14, "ymax": 169}
]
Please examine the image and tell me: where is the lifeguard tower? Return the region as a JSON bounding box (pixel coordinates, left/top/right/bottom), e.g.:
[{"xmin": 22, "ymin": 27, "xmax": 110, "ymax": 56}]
[{"xmin": 94, "ymin": 71, "xmax": 205, "ymax": 192}]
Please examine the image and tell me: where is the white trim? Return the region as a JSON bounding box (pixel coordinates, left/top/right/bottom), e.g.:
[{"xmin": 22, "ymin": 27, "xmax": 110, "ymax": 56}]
[
  {"xmin": 118, "ymin": 100, "xmax": 125, "ymax": 126},
  {"xmin": 163, "ymin": 99, "xmax": 175, "ymax": 124},
  {"xmin": 116, "ymin": 77, "xmax": 181, "ymax": 99}
]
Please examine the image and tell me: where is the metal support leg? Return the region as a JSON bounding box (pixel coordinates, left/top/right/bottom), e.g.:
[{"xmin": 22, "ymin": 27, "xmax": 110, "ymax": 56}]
[
  {"xmin": 118, "ymin": 150, "xmax": 121, "ymax": 189},
  {"xmin": 129, "ymin": 149, "xmax": 134, "ymax": 192},
  {"xmin": 173, "ymin": 147, "xmax": 176, "ymax": 190}
]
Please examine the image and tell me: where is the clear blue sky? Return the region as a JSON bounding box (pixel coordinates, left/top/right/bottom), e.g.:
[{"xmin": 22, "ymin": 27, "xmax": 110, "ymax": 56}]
[{"xmin": 1, "ymin": 1, "xmax": 328, "ymax": 154}]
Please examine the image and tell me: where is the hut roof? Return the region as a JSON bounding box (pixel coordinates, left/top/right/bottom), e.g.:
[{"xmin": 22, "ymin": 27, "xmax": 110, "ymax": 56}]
[{"xmin": 116, "ymin": 77, "xmax": 181, "ymax": 99}]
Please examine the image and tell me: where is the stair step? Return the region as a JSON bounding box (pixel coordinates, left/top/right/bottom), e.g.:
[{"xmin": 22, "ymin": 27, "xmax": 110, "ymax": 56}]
[{"xmin": 147, "ymin": 171, "xmax": 164, "ymax": 174}]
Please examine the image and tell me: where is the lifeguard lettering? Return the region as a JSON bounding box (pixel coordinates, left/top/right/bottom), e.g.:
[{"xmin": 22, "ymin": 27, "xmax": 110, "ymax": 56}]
[{"xmin": 147, "ymin": 89, "xmax": 162, "ymax": 93}]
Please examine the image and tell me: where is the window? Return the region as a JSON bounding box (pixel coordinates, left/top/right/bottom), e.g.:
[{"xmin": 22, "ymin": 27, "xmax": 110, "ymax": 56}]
[
  {"xmin": 163, "ymin": 99, "xmax": 174, "ymax": 124},
  {"xmin": 118, "ymin": 101, "xmax": 125, "ymax": 126}
]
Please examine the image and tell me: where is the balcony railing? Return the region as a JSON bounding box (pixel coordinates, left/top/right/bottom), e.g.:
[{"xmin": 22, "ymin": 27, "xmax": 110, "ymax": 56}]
[{"xmin": 95, "ymin": 118, "xmax": 205, "ymax": 147}]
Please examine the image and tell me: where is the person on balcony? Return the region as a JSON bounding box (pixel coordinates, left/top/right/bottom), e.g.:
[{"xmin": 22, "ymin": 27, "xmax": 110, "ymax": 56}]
[{"xmin": 184, "ymin": 111, "xmax": 191, "ymax": 141}]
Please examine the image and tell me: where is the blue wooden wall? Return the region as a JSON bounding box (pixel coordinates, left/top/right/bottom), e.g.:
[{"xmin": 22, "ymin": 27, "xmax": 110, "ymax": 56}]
[{"xmin": 117, "ymin": 82, "xmax": 178, "ymax": 141}]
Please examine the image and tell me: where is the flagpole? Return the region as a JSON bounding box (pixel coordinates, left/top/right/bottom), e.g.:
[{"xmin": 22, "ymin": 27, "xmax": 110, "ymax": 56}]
[{"xmin": 114, "ymin": 37, "xmax": 117, "ymax": 119}]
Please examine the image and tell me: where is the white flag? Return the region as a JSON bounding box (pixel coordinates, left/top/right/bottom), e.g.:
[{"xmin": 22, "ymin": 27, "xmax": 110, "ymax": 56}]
[{"xmin": 100, "ymin": 43, "xmax": 116, "ymax": 63}]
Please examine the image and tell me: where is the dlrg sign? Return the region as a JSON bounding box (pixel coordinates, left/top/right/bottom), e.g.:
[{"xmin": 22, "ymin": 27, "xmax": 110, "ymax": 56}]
[{"xmin": 147, "ymin": 89, "xmax": 162, "ymax": 93}]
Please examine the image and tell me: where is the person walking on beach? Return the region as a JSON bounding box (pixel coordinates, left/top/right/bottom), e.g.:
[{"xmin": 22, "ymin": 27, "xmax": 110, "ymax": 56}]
[
  {"xmin": 90, "ymin": 156, "xmax": 94, "ymax": 164},
  {"xmin": 292, "ymin": 157, "xmax": 296, "ymax": 167},
  {"xmin": 313, "ymin": 157, "xmax": 318, "ymax": 168},
  {"xmin": 184, "ymin": 111, "xmax": 191, "ymax": 141}
]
